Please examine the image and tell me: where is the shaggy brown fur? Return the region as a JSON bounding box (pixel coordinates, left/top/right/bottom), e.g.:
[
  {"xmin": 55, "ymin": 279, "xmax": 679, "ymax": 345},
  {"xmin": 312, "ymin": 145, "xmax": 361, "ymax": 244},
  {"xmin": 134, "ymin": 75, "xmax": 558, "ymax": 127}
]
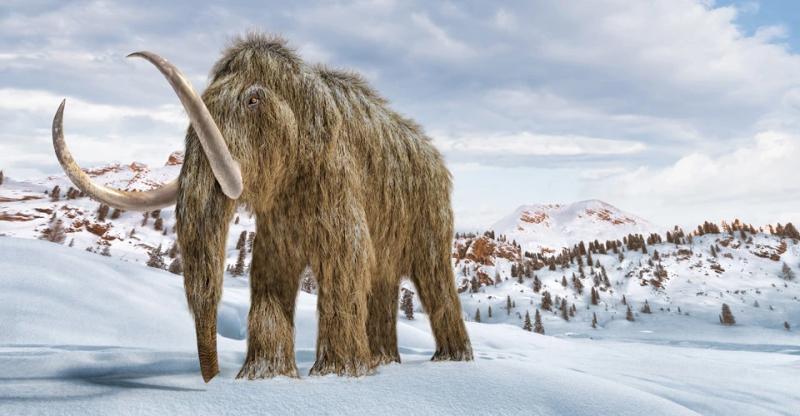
[{"xmin": 176, "ymin": 33, "xmax": 472, "ymax": 382}]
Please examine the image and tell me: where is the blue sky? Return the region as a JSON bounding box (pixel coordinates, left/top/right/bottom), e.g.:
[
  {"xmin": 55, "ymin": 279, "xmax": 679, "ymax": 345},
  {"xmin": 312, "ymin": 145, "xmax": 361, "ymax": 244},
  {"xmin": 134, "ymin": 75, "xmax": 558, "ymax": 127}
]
[{"xmin": 1, "ymin": 0, "xmax": 799, "ymax": 229}]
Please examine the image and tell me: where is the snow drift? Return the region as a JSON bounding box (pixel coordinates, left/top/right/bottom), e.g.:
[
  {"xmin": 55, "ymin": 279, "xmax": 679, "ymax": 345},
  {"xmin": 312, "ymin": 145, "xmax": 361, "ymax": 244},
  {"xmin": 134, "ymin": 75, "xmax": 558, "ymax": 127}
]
[{"xmin": 1, "ymin": 237, "xmax": 797, "ymax": 415}]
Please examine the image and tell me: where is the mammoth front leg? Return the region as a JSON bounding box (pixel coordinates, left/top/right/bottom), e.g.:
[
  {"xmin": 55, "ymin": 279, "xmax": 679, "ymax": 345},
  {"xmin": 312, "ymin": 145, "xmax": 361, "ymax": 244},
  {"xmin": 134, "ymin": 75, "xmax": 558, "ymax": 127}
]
[
  {"xmin": 309, "ymin": 217, "xmax": 374, "ymax": 377},
  {"xmin": 176, "ymin": 173, "xmax": 235, "ymax": 383},
  {"xmin": 237, "ymin": 219, "xmax": 304, "ymax": 379}
]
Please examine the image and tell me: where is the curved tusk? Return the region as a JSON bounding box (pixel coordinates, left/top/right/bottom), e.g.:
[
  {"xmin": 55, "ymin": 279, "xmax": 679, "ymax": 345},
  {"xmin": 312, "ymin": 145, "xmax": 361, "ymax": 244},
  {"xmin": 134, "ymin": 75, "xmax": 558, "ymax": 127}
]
[
  {"xmin": 127, "ymin": 51, "xmax": 243, "ymax": 199},
  {"xmin": 52, "ymin": 99, "xmax": 179, "ymax": 211}
]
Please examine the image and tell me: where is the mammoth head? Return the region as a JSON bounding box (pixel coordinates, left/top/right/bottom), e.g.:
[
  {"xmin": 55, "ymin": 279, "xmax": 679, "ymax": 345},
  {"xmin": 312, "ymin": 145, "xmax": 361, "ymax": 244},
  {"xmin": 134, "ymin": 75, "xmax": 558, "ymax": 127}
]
[{"xmin": 52, "ymin": 52, "xmax": 244, "ymax": 210}]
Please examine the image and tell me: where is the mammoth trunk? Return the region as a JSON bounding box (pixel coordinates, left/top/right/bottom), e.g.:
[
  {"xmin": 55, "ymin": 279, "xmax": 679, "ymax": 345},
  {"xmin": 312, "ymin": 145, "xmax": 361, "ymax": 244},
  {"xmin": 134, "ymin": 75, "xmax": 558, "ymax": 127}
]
[{"xmin": 176, "ymin": 153, "xmax": 236, "ymax": 382}]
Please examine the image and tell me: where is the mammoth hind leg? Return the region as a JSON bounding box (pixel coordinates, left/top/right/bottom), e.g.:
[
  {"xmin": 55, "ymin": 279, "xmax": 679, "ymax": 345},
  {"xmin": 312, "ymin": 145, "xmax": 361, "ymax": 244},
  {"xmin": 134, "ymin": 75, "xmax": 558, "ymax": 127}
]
[
  {"xmin": 410, "ymin": 241, "xmax": 474, "ymax": 362},
  {"xmin": 367, "ymin": 274, "xmax": 401, "ymax": 367},
  {"xmin": 236, "ymin": 231, "xmax": 303, "ymax": 380}
]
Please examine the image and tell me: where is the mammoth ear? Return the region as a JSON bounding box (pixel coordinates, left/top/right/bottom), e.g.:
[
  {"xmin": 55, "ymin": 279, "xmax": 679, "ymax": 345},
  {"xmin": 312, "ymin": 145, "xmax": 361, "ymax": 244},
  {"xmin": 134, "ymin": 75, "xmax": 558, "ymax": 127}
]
[{"xmin": 299, "ymin": 73, "xmax": 342, "ymax": 145}]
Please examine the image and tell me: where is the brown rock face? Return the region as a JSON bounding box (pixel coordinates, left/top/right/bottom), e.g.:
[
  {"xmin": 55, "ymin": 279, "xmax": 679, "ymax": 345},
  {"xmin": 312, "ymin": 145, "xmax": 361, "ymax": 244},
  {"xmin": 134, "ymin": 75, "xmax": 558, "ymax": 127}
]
[
  {"xmin": 520, "ymin": 210, "xmax": 548, "ymax": 224},
  {"xmin": 165, "ymin": 151, "xmax": 185, "ymax": 166},
  {"xmin": 83, "ymin": 164, "xmax": 123, "ymax": 177},
  {"xmin": 585, "ymin": 208, "xmax": 636, "ymax": 225},
  {"xmin": 467, "ymin": 236, "xmax": 497, "ymax": 266},
  {"xmin": 0, "ymin": 195, "xmax": 43, "ymax": 203},
  {"xmin": 85, "ymin": 222, "xmax": 111, "ymax": 237},
  {"xmin": 0, "ymin": 212, "xmax": 41, "ymax": 221},
  {"xmin": 476, "ymin": 270, "xmax": 495, "ymax": 286}
]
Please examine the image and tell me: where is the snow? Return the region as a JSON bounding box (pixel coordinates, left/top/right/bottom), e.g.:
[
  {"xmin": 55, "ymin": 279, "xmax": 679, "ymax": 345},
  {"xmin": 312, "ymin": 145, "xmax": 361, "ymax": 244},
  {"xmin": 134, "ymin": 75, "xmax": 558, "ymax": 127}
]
[
  {"xmin": 1, "ymin": 237, "xmax": 798, "ymax": 415},
  {"xmin": 492, "ymin": 199, "xmax": 660, "ymax": 252},
  {"xmin": 0, "ymin": 161, "xmax": 256, "ymax": 272}
]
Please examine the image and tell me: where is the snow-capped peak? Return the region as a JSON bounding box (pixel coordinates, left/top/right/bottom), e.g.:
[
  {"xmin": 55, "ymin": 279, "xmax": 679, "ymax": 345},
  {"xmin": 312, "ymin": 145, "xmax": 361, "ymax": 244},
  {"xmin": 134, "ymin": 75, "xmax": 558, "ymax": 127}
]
[{"xmin": 491, "ymin": 199, "xmax": 659, "ymax": 252}]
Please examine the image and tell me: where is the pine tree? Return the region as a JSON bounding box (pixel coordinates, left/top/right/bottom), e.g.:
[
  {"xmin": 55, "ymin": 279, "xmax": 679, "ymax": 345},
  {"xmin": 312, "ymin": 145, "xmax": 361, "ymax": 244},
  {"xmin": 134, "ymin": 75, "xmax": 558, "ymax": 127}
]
[
  {"xmin": 785, "ymin": 321, "xmax": 791, "ymax": 331},
  {"xmin": 532, "ymin": 275, "xmax": 541, "ymax": 293},
  {"xmin": 110, "ymin": 208, "xmax": 122, "ymax": 219},
  {"xmin": 232, "ymin": 247, "xmax": 247, "ymax": 277},
  {"xmin": 236, "ymin": 230, "xmax": 247, "ymax": 250},
  {"xmin": 560, "ymin": 299, "xmax": 569, "ymax": 321},
  {"xmin": 621, "ymin": 294, "xmax": 627, "ymax": 305},
  {"xmin": 400, "ymin": 289, "xmax": 414, "ymax": 320},
  {"xmin": 146, "ymin": 244, "xmax": 165, "ymax": 269},
  {"xmin": 781, "ymin": 262, "xmax": 795, "ymax": 281},
  {"xmin": 533, "ymin": 309, "xmax": 545, "ymax": 334},
  {"xmin": 641, "ymin": 300, "xmax": 652, "ymax": 314},
  {"xmin": 100, "ymin": 245, "xmax": 111, "ymax": 257},
  {"xmin": 97, "ymin": 204, "xmax": 109, "ymax": 222},
  {"xmin": 506, "ymin": 295, "xmax": 512, "ymax": 315},
  {"xmin": 523, "ymin": 311, "xmax": 532, "ymax": 331},
  {"xmin": 300, "ymin": 272, "xmax": 316, "ymax": 294},
  {"xmin": 141, "ymin": 212, "xmax": 149, "ymax": 226},
  {"xmin": 561, "ymin": 275, "xmax": 567, "ymax": 287},
  {"xmin": 591, "ymin": 312, "xmax": 598, "ymax": 328},
  {"xmin": 488, "ymin": 305, "xmax": 493, "ymax": 318},
  {"xmin": 719, "ymin": 303, "xmax": 735, "ymax": 325},
  {"xmin": 247, "ymin": 232, "xmax": 256, "ymax": 252},
  {"xmin": 541, "ymin": 291, "xmax": 553, "ymax": 311},
  {"xmin": 168, "ymin": 256, "xmax": 183, "ymax": 275},
  {"xmin": 68, "ymin": 238, "xmax": 74, "ymax": 247},
  {"xmin": 470, "ymin": 275, "xmax": 480, "ymax": 293},
  {"xmin": 590, "ymin": 287, "xmax": 599, "ymax": 305},
  {"xmin": 626, "ymin": 305, "xmax": 635, "ymax": 321},
  {"xmin": 573, "ymin": 275, "xmax": 584, "ymax": 294},
  {"xmin": 0, "ymin": 170, "xmax": 3, "ymax": 185},
  {"xmin": 474, "ymin": 308, "xmax": 481, "ymax": 323},
  {"xmin": 153, "ymin": 217, "xmax": 164, "ymax": 231},
  {"xmin": 40, "ymin": 216, "xmax": 66, "ymax": 244},
  {"xmin": 168, "ymin": 243, "xmax": 179, "ymax": 259},
  {"xmin": 50, "ymin": 185, "xmax": 61, "ymax": 201}
]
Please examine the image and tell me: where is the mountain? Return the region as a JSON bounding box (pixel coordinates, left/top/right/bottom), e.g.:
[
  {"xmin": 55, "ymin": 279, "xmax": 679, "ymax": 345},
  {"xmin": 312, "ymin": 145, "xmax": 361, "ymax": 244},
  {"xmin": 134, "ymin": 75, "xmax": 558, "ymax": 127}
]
[
  {"xmin": 452, "ymin": 224, "xmax": 799, "ymax": 337},
  {"xmin": 0, "ymin": 152, "xmax": 256, "ymax": 275},
  {"xmin": 491, "ymin": 200, "xmax": 660, "ymax": 252},
  {"xmin": 2, "ymin": 159, "xmax": 799, "ymax": 340}
]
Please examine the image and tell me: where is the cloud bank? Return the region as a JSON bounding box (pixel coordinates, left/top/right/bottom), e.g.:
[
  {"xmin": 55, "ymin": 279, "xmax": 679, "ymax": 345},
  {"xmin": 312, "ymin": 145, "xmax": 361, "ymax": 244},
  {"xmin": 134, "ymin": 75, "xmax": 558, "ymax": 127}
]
[{"xmin": 1, "ymin": 1, "xmax": 799, "ymax": 228}]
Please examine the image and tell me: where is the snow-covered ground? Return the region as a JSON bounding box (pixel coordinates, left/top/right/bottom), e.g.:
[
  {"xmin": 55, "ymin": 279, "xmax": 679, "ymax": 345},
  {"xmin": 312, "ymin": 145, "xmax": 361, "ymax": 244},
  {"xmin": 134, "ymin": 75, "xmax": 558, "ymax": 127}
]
[{"xmin": 1, "ymin": 237, "xmax": 798, "ymax": 415}]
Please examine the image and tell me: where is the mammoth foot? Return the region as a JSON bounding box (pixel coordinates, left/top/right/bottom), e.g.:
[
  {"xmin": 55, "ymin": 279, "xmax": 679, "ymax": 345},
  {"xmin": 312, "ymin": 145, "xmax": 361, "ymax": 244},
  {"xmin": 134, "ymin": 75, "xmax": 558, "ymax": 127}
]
[
  {"xmin": 236, "ymin": 357, "xmax": 299, "ymax": 380},
  {"xmin": 370, "ymin": 351, "xmax": 401, "ymax": 368},
  {"xmin": 309, "ymin": 356, "xmax": 373, "ymax": 377},
  {"xmin": 431, "ymin": 345, "xmax": 474, "ymax": 362}
]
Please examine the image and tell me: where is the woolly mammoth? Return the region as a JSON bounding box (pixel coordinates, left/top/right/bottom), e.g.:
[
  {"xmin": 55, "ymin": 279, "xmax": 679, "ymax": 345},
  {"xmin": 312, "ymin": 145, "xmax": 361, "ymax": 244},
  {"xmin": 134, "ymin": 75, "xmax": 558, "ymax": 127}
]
[{"xmin": 52, "ymin": 34, "xmax": 473, "ymax": 382}]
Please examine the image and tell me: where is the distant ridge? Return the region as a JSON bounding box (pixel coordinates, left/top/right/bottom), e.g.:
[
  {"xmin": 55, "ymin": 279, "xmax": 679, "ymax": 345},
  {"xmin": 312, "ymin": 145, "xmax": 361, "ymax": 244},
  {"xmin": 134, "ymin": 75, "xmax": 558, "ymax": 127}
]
[{"xmin": 491, "ymin": 199, "xmax": 661, "ymax": 251}]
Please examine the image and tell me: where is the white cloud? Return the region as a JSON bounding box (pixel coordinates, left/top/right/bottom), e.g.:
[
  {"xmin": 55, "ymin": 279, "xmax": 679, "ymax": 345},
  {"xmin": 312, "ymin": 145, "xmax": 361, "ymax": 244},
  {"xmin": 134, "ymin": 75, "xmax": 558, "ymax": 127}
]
[
  {"xmin": 492, "ymin": 9, "xmax": 516, "ymax": 31},
  {"xmin": 409, "ymin": 13, "xmax": 474, "ymax": 60},
  {"xmin": 0, "ymin": 88, "xmax": 186, "ymax": 125},
  {"xmin": 594, "ymin": 131, "xmax": 800, "ymax": 226},
  {"xmin": 433, "ymin": 131, "xmax": 645, "ymax": 158},
  {"xmin": 3, "ymin": 0, "xmax": 800, "ymax": 227}
]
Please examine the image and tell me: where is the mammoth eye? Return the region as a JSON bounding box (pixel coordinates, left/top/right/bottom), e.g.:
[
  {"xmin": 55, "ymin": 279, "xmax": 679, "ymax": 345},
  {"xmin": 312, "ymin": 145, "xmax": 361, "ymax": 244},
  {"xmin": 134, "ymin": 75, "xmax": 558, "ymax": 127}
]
[{"xmin": 247, "ymin": 95, "xmax": 260, "ymax": 108}]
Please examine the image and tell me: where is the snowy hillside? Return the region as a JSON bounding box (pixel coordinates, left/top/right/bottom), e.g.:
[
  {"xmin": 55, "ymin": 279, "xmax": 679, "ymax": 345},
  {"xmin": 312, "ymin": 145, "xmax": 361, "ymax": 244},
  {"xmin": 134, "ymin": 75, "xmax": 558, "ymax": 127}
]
[
  {"xmin": 453, "ymin": 225, "xmax": 800, "ymax": 344},
  {"xmin": 0, "ymin": 155, "xmax": 257, "ymax": 277},
  {"xmin": 491, "ymin": 200, "xmax": 660, "ymax": 252},
  {"xmin": 3, "ymin": 162, "xmax": 800, "ymax": 340},
  {"xmin": 1, "ymin": 237, "xmax": 798, "ymax": 415}
]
